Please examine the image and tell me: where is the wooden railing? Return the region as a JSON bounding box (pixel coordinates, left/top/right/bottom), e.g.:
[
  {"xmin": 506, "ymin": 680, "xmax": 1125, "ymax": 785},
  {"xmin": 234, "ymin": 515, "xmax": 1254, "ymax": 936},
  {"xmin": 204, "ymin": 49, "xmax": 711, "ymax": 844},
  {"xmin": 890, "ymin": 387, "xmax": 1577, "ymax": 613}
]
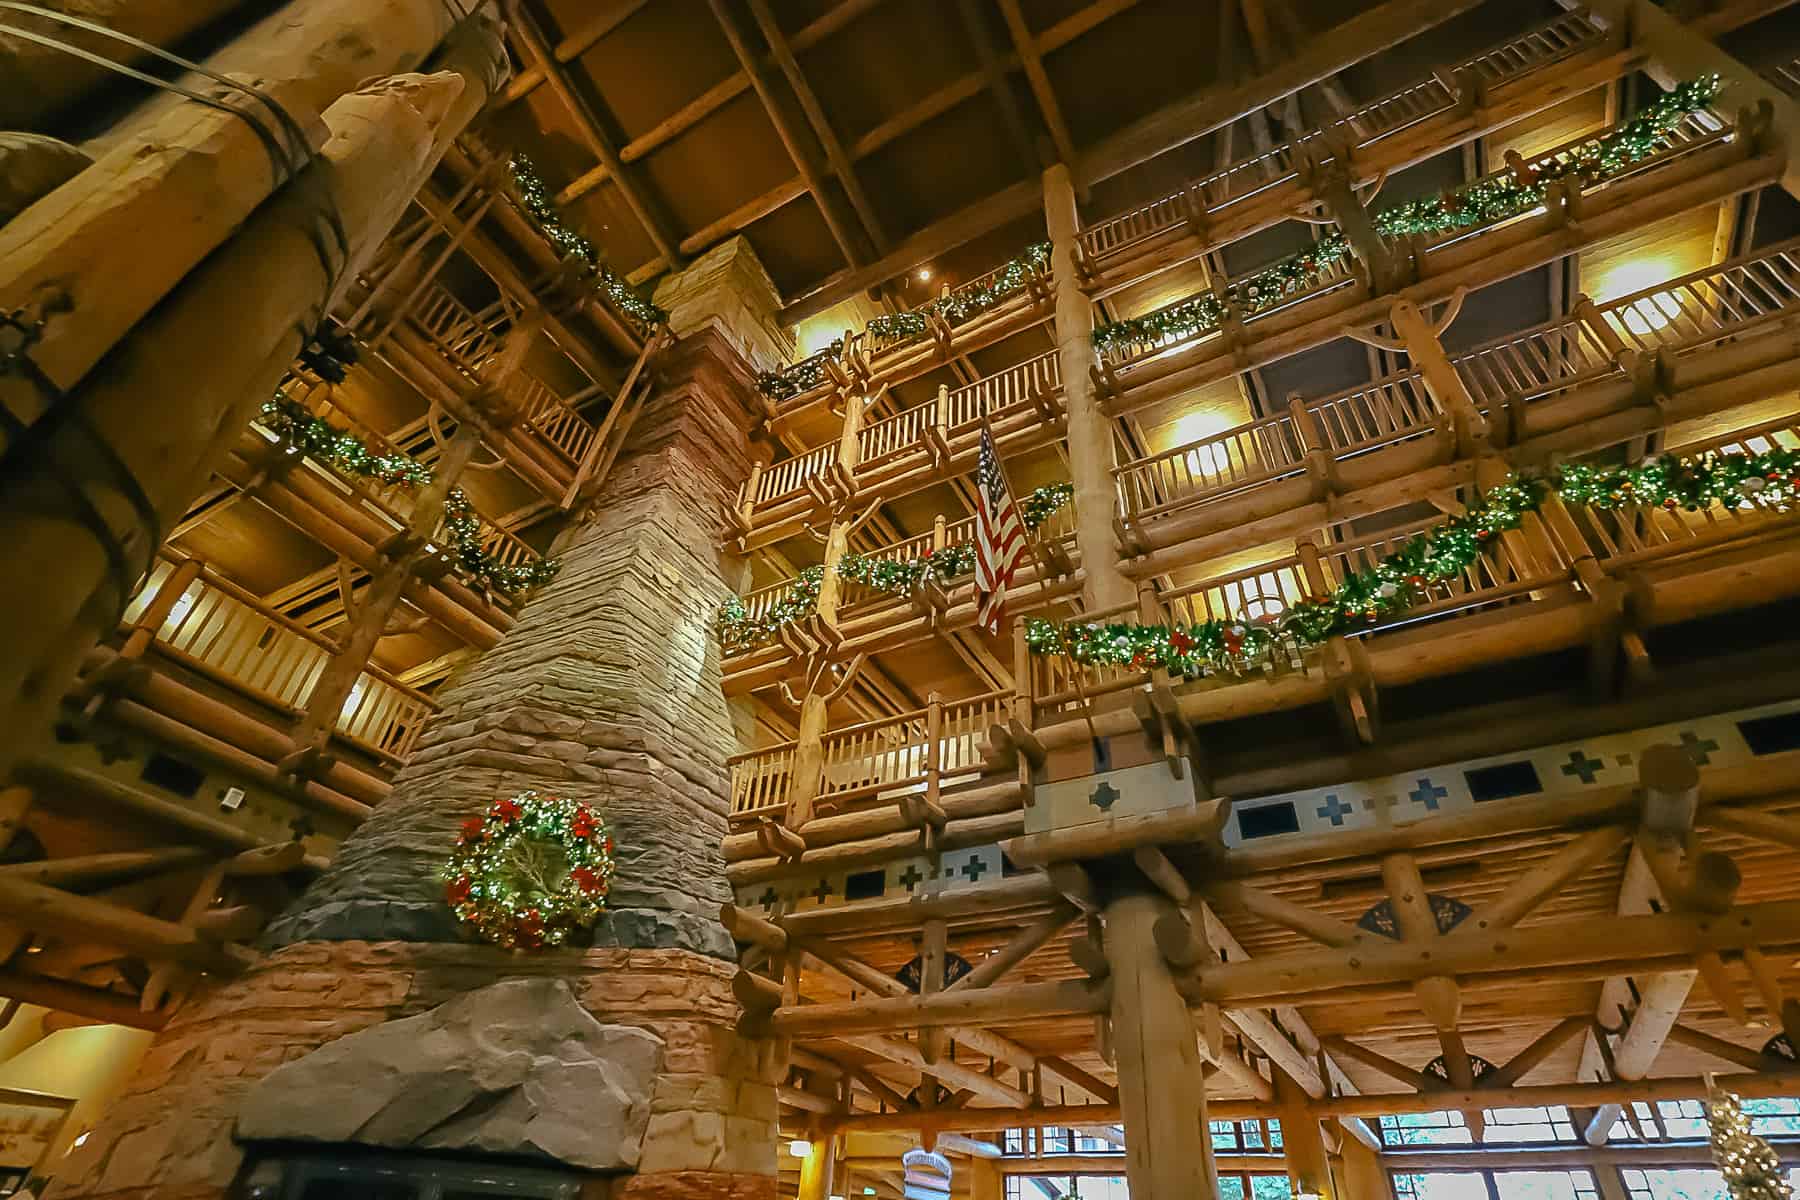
[
  {"xmin": 1114, "ymin": 239, "xmax": 1800, "ymax": 531},
  {"xmin": 1074, "ymin": 9, "xmax": 1607, "ymax": 266},
  {"xmin": 1451, "ymin": 315, "xmax": 1618, "ymax": 415},
  {"xmin": 511, "ymin": 371, "xmax": 599, "ymax": 468},
  {"xmin": 121, "ymin": 557, "xmax": 440, "ymax": 763},
  {"xmin": 1590, "ymin": 237, "xmax": 1800, "ymax": 356},
  {"xmin": 744, "ymin": 350, "xmax": 1064, "ymax": 518},
  {"xmin": 729, "ymin": 740, "xmax": 797, "ymax": 821},
  {"xmin": 1116, "ymin": 412, "xmax": 1305, "ymax": 522},
  {"xmin": 409, "ymin": 283, "xmax": 507, "ymax": 379},
  {"xmin": 727, "ymin": 691, "xmax": 1009, "ymax": 824}
]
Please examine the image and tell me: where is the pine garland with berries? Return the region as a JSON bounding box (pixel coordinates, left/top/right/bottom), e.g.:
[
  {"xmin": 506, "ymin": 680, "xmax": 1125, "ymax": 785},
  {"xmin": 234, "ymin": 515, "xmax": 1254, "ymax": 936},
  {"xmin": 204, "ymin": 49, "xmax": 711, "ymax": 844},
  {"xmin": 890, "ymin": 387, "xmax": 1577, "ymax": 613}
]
[
  {"xmin": 508, "ymin": 153, "xmax": 667, "ymax": 332},
  {"xmin": 1092, "ymin": 76, "xmax": 1721, "ymax": 358},
  {"xmin": 1026, "ymin": 444, "xmax": 1798, "ymax": 679},
  {"xmin": 260, "ymin": 395, "xmax": 560, "ymax": 599},
  {"xmin": 443, "ymin": 790, "xmax": 615, "ymax": 950}
]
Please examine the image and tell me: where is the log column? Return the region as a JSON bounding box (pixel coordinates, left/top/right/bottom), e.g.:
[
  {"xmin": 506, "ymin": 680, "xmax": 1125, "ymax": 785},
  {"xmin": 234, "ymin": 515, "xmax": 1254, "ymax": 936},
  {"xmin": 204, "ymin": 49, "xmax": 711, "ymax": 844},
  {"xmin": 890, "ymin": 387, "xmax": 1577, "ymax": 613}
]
[
  {"xmin": 1106, "ymin": 889, "xmax": 1217, "ymax": 1200},
  {"xmin": 0, "ymin": 9, "xmax": 507, "ymax": 781},
  {"xmin": 49, "ymin": 264, "xmax": 781, "ymax": 1199},
  {"xmin": 1044, "ymin": 163, "xmax": 1132, "ymax": 612}
]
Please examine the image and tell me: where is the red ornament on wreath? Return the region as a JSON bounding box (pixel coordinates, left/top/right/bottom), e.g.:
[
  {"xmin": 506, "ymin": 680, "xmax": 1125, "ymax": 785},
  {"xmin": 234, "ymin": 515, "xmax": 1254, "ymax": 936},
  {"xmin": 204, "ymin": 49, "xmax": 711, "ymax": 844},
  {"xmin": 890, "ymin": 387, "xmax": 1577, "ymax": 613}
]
[{"xmin": 441, "ymin": 789, "xmax": 616, "ymax": 950}]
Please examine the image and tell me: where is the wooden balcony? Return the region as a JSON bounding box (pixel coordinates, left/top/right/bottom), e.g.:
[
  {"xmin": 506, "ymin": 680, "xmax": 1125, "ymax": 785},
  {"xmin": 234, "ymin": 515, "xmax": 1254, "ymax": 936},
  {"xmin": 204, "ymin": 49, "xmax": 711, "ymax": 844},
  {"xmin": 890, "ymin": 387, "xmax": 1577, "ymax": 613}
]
[
  {"xmin": 1073, "ymin": 9, "xmax": 1625, "ymax": 296},
  {"xmin": 121, "ymin": 556, "xmax": 439, "ymax": 766},
  {"xmin": 728, "ymin": 691, "xmax": 1010, "ymax": 829},
  {"xmin": 1115, "ymin": 237, "xmax": 1800, "ymax": 551},
  {"xmin": 1023, "ymin": 418, "xmax": 1800, "ymax": 729},
  {"xmin": 1097, "ymin": 106, "xmax": 1754, "ymax": 405},
  {"xmin": 722, "ymin": 238, "xmax": 1800, "ymax": 695},
  {"xmin": 731, "ymin": 351, "xmax": 1066, "ymax": 550},
  {"xmin": 756, "ymin": 249, "xmax": 1053, "ymax": 415}
]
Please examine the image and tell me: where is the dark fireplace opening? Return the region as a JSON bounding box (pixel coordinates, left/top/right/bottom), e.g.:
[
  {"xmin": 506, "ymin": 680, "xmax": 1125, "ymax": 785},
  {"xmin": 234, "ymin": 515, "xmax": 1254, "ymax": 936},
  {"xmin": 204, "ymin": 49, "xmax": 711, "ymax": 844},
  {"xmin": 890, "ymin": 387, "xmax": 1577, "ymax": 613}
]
[{"xmin": 233, "ymin": 1147, "xmax": 585, "ymax": 1200}]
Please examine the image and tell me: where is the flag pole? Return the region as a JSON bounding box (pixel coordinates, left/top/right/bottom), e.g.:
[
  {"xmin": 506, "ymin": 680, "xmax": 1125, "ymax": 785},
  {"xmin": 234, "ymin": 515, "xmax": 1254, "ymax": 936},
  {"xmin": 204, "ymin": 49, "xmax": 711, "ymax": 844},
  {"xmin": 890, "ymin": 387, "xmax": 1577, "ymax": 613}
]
[{"xmin": 977, "ymin": 409, "xmax": 1102, "ymax": 749}]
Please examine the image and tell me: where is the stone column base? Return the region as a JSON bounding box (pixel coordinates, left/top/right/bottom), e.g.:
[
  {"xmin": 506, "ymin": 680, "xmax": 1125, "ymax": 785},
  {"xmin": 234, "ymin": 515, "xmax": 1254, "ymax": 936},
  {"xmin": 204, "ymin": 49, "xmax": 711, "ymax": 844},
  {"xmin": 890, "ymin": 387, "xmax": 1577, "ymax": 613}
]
[{"xmin": 48, "ymin": 942, "xmax": 776, "ymax": 1200}]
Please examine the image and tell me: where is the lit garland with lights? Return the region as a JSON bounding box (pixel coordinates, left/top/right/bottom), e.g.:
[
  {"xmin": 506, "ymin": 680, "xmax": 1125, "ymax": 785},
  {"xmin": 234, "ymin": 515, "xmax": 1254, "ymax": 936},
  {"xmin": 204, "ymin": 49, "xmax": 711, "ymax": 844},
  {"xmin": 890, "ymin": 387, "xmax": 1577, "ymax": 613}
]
[
  {"xmin": 260, "ymin": 395, "xmax": 560, "ymax": 599},
  {"xmin": 1026, "ymin": 444, "xmax": 1799, "ymax": 678},
  {"xmin": 507, "ymin": 153, "xmax": 667, "ymax": 332},
  {"xmin": 867, "ymin": 243, "xmax": 1052, "ymax": 346},
  {"xmin": 1707, "ymin": 1085, "xmax": 1792, "ymax": 1200},
  {"xmin": 1091, "ymin": 76, "xmax": 1722, "ymax": 358},
  {"xmin": 442, "ymin": 789, "xmax": 615, "ymax": 950},
  {"xmin": 718, "ymin": 483, "xmax": 1074, "ymax": 650},
  {"xmin": 756, "ymin": 245, "xmax": 1052, "ymax": 399},
  {"xmin": 758, "ymin": 344, "xmax": 840, "ymax": 403}
]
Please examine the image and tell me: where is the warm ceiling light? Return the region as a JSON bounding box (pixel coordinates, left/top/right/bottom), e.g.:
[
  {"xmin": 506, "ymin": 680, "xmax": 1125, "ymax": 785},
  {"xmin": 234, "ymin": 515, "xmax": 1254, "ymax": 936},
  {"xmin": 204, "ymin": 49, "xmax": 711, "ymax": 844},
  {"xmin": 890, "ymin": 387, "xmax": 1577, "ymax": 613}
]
[
  {"xmin": 789, "ymin": 1139, "xmax": 812, "ymax": 1158},
  {"xmin": 916, "ymin": 267, "xmax": 932, "ymax": 283}
]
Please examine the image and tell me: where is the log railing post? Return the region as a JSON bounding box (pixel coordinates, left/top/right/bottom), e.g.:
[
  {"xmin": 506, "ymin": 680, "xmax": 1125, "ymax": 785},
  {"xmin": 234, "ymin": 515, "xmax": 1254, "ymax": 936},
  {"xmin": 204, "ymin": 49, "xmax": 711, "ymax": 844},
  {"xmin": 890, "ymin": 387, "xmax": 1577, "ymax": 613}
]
[
  {"xmin": 1289, "ymin": 391, "xmax": 1335, "ymax": 499},
  {"xmin": 1389, "ymin": 298, "xmax": 1492, "ymax": 456},
  {"xmin": 120, "ymin": 557, "xmax": 203, "ymax": 662},
  {"xmin": 1012, "ymin": 614, "xmax": 1034, "ymax": 728}
]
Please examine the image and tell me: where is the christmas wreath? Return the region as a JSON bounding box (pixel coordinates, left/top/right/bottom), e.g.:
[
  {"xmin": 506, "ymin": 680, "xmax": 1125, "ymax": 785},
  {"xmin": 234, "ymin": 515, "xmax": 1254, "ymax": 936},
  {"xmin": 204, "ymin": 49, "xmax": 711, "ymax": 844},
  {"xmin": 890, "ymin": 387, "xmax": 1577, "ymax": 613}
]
[{"xmin": 442, "ymin": 790, "xmax": 615, "ymax": 949}]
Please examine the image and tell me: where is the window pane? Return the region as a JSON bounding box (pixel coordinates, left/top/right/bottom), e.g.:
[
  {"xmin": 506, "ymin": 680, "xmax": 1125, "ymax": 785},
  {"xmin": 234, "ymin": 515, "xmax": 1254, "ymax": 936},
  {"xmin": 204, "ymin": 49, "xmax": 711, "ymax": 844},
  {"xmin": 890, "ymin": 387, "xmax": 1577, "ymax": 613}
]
[
  {"xmin": 1393, "ymin": 1172, "xmax": 1488, "ymax": 1200},
  {"xmin": 1219, "ymin": 1175, "xmax": 1247, "ymax": 1200},
  {"xmin": 1621, "ymin": 1167, "xmax": 1729, "ymax": 1200},
  {"xmin": 1485, "ymin": 1105, "xmax": 1579, "ymax": 1144},
  {"xmin": 1071, "ymin": 1177, "xmax": 1129, "ymax": 1200},
  {"xmin": 1494, "ymin": 1169, "xmax": 1596, "ymax": 1200},
  {"xmin": 1745, "ymin": 1097, "xmax": 1800, "ymax": 1137},
  {"xmin": 1380, "ymin": 1111, "xmax": 1474, "ymax": 1147},
  {"xmin": 1250, "ymin": 1174, "xmax": 1293, "ymax": 1200}
]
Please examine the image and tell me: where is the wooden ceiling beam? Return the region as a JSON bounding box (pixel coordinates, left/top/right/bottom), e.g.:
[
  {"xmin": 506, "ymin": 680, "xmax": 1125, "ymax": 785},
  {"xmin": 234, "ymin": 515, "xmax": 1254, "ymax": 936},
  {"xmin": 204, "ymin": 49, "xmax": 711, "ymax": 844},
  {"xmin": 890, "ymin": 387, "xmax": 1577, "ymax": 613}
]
[
  {"xmin": 0, "ymin": 967, "xmax": 166, "ymax": 1031},
  {"xmin": 953, "ymin": 0, "xmax": 1042, "ymax": 177},
  {"xmin": 497, "ymin": 0, "xmax": 651, "ymax": 107},
  {"xmin": 744, "ymin": 0, "xmax": 889, "ymax": 255},
  {"xmin": 708, "ymin": 0, "xmax": 870, "ymax": 270},
  {"xmin": 782, "ymin": 0, "xmax": 1488, "ymax": 321},
  {"xmin": 507, "ymin": 0, "xmax": 688, "ymax": 270},
  {"xmin": 993, "ymin": 0, "xmax": 1079, "ymax": 170},
  {"xmin": 692, "ymin": 0, "xmax": 1138, "ymax": 299}
]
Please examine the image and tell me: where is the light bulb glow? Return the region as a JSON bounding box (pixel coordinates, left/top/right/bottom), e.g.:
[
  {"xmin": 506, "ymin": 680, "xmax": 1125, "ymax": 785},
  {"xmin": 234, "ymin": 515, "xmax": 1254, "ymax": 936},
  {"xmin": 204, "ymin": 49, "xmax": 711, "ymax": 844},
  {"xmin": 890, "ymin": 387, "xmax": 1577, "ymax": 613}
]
[{"xmin": 789, "ymin": 1139, "xmax": 811, "ymax": 1158}]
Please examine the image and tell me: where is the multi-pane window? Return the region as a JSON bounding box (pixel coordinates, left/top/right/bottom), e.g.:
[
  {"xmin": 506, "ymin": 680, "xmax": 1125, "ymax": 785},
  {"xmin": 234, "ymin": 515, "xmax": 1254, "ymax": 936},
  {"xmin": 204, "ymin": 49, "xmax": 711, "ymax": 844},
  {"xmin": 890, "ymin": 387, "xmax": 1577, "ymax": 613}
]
[
  {"xmin": 1612, "ymin": 1097, "xmax": 1800, "ymax": 1142},
  {"xmin": 1619, "ymin": 1166, "xmax": 1728, "ymax": 1200},
  {"xmin": 1377, "ymin": 1104, "xmax": 1591, "ymax": 1147},
  {"xmin": 1001, "ymin": 1128, "xmax": 1123, "ymax": 1157},
  {"xmin": 1380, "ymin": 1110, "xmax": 1476, "ymax": 1147},
  {"xmin": 1003, "ymin": 1176, "xmax": 1127, "ymax": 1200},
  {"xmin": 1211, "ymin": 1118, "xmax": 1285, "ymax": 1153},
  {"xmin": 1393, "ymin": 1168, "xmax": 1598, "ymax": 1200},
  {"xmin": 1215, "ymin": 1172, "xmax": 1293, "ymax": 1200}
]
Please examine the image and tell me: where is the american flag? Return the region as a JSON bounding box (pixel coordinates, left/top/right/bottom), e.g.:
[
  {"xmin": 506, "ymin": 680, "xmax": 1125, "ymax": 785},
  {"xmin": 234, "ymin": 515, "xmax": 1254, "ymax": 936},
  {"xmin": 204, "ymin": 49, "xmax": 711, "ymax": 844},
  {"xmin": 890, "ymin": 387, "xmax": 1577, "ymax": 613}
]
[{"xmin": 974, "ymin": 428, "xmax": 1024, "ymax": 635}]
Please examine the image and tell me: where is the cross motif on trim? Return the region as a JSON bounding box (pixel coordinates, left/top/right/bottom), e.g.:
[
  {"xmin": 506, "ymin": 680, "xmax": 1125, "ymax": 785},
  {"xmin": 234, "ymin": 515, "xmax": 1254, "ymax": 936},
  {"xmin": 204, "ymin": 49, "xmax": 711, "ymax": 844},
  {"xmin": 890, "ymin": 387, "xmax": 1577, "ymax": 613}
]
[
  {"xmin": 1316, "ymin": 794, "xmax": 1353, "ymax": 826},
  {"xmin": 1560, "ymin": 749, "xmax": 1605, "ymax": 785}
]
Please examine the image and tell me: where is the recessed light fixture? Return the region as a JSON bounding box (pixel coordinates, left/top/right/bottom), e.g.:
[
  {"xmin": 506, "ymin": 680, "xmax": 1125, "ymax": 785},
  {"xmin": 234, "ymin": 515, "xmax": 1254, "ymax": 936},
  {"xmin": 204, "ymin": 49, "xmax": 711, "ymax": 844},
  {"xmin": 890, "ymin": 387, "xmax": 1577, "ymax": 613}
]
[
  {"xmin": 789, "ymin": 1139, "xmax": 811, "ymax": 1158},
  {"xmin": 917, "ymin": 267, "xmax": 933, "ymax": 283}
]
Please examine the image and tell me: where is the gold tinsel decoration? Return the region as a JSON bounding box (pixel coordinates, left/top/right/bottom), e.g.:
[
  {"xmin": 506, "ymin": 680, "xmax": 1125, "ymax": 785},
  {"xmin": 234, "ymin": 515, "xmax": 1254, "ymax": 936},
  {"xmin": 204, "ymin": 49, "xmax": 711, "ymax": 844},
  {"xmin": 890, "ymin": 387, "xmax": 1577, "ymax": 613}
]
[{"xmin": 1707, "ymin": 1082, "xmax": 1793, "ymax": 1200}]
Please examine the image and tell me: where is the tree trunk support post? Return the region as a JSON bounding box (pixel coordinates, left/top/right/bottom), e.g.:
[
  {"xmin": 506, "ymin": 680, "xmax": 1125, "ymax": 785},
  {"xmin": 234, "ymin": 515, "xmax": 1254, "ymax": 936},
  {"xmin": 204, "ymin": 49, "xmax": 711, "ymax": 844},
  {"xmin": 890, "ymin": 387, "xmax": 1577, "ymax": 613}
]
[
  {"xmin": 1106, "ymin": 889, "xmax": 1219, "ymax": 1200},
  {"xmin": 1044, "ymin": 163, "xmax": 1134, "ymax": 613}
]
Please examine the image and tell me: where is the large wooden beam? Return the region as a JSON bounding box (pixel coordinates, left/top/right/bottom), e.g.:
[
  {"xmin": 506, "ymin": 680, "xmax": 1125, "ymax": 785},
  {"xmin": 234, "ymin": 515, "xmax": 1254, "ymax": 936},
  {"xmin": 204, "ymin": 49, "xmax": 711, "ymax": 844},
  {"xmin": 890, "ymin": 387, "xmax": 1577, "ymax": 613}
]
[
  {"xmin": 709, "ymin": 0, "xmax": 867, "ymax": 269},
  {"xmin": 994, "ymin": 0, "xmax": 1079, "ymax": 169},
  {"xmin": 771, "ymin": 899, "xmax": 1800, "ymax": 1036},
  {"xmin": 0, "ymin": 876, "xmax": 250, "ymax": 974},
  {"xmin": 744, "ymin": 0, "xmax": 887, "ymax": 254},
  {"xmin": 0, "ymin": 969, "xmax": 168, "ymax": 1032}
]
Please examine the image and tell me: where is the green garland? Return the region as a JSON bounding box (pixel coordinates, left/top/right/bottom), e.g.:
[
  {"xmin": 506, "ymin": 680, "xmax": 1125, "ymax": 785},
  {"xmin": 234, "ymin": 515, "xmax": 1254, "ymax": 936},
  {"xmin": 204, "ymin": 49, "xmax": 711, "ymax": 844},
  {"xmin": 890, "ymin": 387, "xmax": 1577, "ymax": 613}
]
[
  {"xmin": 758, "ymin": 344, "xmax": 840, "ymax": 403},
  {"xmin": 1092, "ymin": 76, "xmax": 1722, "ymax": 357},
  {"xmin": 508, "ymin": 153, "xmax": 667, "ymax": 332},
  {"xmin": 1027, "ymin": 444, "xmax": 1798, "ymax": 679},
  {"xmin": 757, "ymin": 245, "xmax": 1052, "ymax": 399},
  {"xmin": 867, "ymin": 243, "xmax": 1052, "ymax": 346},
  {"xmin": 260, "ymin": 395, "xmax": 560, "ymax": 599},
  {"xmin": 718, "ymin": 483, "xmax": 1074, "ymax": 650},
  {"xmin": 443, "ymin": 789, "xmax": 615, "ymax": 950}
]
